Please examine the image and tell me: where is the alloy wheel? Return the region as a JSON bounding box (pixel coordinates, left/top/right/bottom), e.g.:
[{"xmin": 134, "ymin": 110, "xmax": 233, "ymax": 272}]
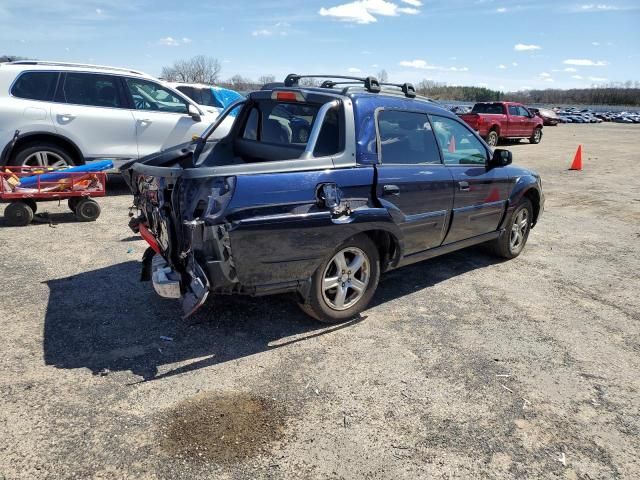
[
  {"xmin": 321, "ymin": 247, "xmax": 370, "ymax": 311},
  {"xmin": 510, "ymin": 208, "xmax": 529, "ymax": 252},
  {"xmin": 23, "ymin": 151, "xmax": 69, "ymax": 168}
]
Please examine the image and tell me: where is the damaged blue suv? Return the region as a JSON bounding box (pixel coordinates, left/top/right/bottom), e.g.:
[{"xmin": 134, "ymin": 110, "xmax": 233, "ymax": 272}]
[{"xmin": 122, "ymin": 74, "xmax": 544, "ymax": 323}]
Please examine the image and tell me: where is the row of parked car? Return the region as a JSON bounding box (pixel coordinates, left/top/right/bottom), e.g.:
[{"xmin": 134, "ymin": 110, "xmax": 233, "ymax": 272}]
[
  {"xmin": 0, "ymin": 61, "xmax": 241, "ymax": 169},
  {"xmin": 449, "ymin": 104, "xmax": 640, "ymax": 126}
]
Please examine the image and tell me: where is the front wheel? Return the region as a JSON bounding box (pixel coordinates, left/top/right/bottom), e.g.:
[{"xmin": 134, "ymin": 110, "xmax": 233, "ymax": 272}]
[
  {"xmin": 75, "ymin": 198, "xmax": 101, "ymax": 222},
  {"xmin": 529, "ymin": 127, "xmax": 542, "ymax": 144},
  {"xmin": 489, "ymin": 199, "xmax": 533, "ymax": 259},
  {"xmin": 299, "ymin": 234, "xmax": 380, "ymax": 323}
]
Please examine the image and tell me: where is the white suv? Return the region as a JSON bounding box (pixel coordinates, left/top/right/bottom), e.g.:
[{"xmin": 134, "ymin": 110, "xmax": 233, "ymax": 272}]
[{"xmin": 0, "ymin": 61, "xmax": 232, "ymax": 169}]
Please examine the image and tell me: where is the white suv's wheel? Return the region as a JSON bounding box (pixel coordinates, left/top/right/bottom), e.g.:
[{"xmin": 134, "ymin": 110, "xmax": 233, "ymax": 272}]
[{"xmin": 9, "ymin": 143, "xmax": 75, "ymax": 167}]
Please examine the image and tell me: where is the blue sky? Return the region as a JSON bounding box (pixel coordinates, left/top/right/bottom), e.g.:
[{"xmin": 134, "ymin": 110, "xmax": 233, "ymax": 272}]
[{"xmin": 1, "ymin": 0, "xmax": 639, "ymax": 91}]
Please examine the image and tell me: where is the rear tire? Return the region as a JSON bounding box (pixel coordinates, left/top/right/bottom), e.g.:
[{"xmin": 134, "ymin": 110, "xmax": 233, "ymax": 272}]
[
  {"xmin": 299, "ymin": 234, "xmax": 380, "ymax": 323},
  {"xmin": 4, "ymin": 201, "xmax": 34, "ymax": 226},
  {"xmin": 485, "ymin": 130, "xmax": 499, "ymax": 147},
  {"xmin": 529, "ymin": 127, "xmax": 542, "ymax": 144},
  {"xmin": 490, "ymin": 199, "xmax": 533, "ymax": 259},
  {"xmin": 68, "ymin": 197, "xmax": 81, "ymax": 212},
  {"xmin": 9, "ymin": 142, "xmax": 75, "ymax": 168},
  {"xmin": 74, "ymin": 198, "xmax": 101, "ymax": 222}
]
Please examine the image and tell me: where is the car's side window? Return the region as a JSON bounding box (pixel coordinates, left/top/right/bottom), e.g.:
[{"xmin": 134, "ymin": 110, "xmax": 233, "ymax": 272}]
[
  {"xmin": 242, "ymin": 107, "xmax": 259, "ymax": 140},
  {"xmin": 508, "ymin": 105, "xmax": 520, "ymax": 116},
  {"xmin": 125, "ymin": 78, "xmax": 188, "ymax": 114},
  {"xmin": 61, "ymin": 73, "xmax": 124, "ymax": 108},
  {"xmin": 11, "ymin": 71, "xmax": 59, "ymax": 101},
  {"xmin": 377, "ymin": 110, "xmax": 441, "ymax": 165},
  {"xmin": 518, "ymin": 106, "xmax": 531, "ymax": 117},
  {"xmin": 430, "ymin": 115, "xmax": 488, "ymax": 166}
]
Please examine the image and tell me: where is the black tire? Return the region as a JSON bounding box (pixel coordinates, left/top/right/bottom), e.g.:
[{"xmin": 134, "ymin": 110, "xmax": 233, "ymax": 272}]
[
  {"xmin": 299, "ymin": 234, "xmax": 380, "ymax": 323},
  {"xmin": 74, "ymin": 198, "xmax": 101, "ymax": 222},
  {"xmin": 490, "ymin": 198, "xmax": 533, "ymax": 259},
  {"xmin": 485, "ymin": 130, "xmax": 499, "ymax": 147},
  {"xmin": 4, "ymin": 201, "xmax": 34, "ymax": 226},
  {"xmin": 529, "ymin": 127, "xmax": 542, "ymax": 144},
  {"xmin": 68, "ymin": 197, "xmax": 81, "ymax": 212},
  {"xmin": 9, "ymin": 142, "xmax": 75, "ymax": 167},
  {"xmin": 23, "ymin": 198, "xmax": 37, "ymax": 214}
]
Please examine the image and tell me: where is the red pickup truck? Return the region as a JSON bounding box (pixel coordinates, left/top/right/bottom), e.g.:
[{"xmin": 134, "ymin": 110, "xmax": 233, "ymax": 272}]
[{"xmin": 459, "ymin": 102, "xmax": 543, "ymax": 146}]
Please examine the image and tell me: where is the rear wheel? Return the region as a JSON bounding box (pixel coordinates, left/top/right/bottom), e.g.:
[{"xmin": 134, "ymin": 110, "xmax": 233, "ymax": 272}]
[
  {"xmin": 74, "ymin": 198, "xmax": 101, "ymax": 222},
  {"xmin": 490, "ymin": 199, "xmax": 533, "ymax": 259},
  {"xmin": 4, "ymin": 201, "xmax": 34, "ymax": 226},
  {"xmin": 299, "ymin": 234, "xmax": 380, "ymax": 323},
  {"xmin": 529, "ymin": 127, "xmax": 542, "ymax": 144},
  {"xmin": 485, "ymin": 130, "xmax": 499, "ymax": 147},
  {"xmin": 9, "ymin": 142, "xmax": 75, "ymax": 168},
  {"xmin": 68, "ymin": 197, "xmax": 81, "ymax": 212}
]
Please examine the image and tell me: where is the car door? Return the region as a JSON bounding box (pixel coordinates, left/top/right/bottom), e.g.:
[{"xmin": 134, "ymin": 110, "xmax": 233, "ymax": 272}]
[
  {"xmin": 518, "ymin": 106, "xmax": 536, "ymax": 134},
  {"xmin": 507, "ymin": 104, "xmax": 523, "ymax": 136},
  {"xmin": 123, "ymin": 78, "xmax": 209, "ymax": 157},
  {"xmin": 429, "ymin": 114, "xmax": 511, "ymax": 244},
  {"xmin": 50, "ymin": 72, "xmax": 137, "ymax": 159},
  {"xmin": 375, "ymin": 110, "xmax": 455, "ymax": 255}
]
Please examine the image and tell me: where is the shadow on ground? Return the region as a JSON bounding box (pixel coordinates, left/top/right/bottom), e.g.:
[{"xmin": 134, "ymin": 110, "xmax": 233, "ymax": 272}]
[{"xmin": 43, "ymin": 246, "xmax": 499, "ymax": 381}]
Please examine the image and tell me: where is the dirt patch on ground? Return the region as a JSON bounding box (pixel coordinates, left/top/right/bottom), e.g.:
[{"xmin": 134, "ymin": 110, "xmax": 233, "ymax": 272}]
[{"xmin": 159, "ymin": 392, "xmax": 287, "ymax": 464}]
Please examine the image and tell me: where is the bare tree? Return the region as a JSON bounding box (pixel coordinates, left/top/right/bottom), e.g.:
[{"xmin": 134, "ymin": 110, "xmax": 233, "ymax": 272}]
[
  {"xmin": 377, "ymin": 69, "xmax": 389, "ymax": 83},
  {"xmin": 258, "ymin": 75, "xmax": 276, "ymax": 85},
  {"xmin": 161, "ymin": 55, "xmax": 222, "ymax": 84}
]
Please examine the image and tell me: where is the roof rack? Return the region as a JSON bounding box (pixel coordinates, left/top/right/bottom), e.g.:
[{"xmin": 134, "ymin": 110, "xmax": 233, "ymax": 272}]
[
  {"xmin": 8, "ymin": 61, "xmax": 145, "ymax": 76},
  {"xmin": 283, "ymin": 74, "xmax": 418, "ymax": 99}
]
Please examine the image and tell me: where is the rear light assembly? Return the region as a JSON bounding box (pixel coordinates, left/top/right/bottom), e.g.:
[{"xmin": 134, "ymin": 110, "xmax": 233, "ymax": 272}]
[{"xmin": 271, "ymin": 91, "xmax": 305, "ymax": 102}]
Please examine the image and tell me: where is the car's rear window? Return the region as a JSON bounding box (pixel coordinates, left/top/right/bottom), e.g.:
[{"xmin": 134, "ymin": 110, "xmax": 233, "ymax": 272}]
[
  {"xmin": 471, "ymin": 103, "xmax": 504, "ymax": 114},
  {"xmin": 11, "ymin": 71, "xmax": 59, "ymax": 101},
  {"xmin": 242, "ymin": 101, "xmax": 320, "ymax": 146}
]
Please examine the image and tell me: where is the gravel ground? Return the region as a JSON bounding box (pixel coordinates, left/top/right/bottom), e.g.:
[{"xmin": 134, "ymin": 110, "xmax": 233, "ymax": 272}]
[{"xmin": 1, "ymin": 123, "xmax": 639, "ymax": 479}]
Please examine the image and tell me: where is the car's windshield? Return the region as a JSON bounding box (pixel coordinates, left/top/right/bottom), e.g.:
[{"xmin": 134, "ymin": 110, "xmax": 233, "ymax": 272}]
[{"xmin": 471, "ymin": 103, "xmax": 504, "ymax": 114}]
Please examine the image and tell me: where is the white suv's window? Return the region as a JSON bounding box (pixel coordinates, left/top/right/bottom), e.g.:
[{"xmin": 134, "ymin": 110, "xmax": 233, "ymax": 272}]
[
  {"xmin": 11, "ymin": 71, "xmax": 59, "ymax": 101},
  {"xmin": 62, "ymin": 73, "xmax": 123, "ymax": 108},
  {"xmin": 125, "ymin": 78, "xmax": 188, "ymax": 114}
]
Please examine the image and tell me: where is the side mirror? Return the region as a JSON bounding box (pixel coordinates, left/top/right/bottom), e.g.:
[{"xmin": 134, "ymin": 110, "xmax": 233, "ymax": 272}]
[
  {"xmin": 490, "ymin": 148, "xmax": 512, "ymax": 167},
  {"xmin": 188, "ymin": 104, "xmax": 202, "ymax": 122}
]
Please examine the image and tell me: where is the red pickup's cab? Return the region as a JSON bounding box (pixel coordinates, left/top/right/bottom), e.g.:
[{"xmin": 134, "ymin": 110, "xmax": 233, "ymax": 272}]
[{"xmin": 459, "ymin": 102, "xmax": 543, "ymax": 146}]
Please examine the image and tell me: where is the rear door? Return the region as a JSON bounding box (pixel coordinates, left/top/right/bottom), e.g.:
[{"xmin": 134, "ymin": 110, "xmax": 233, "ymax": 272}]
[
  {"xmin": 375, "ymin": 109, "xmax": 454, "ymax": 254},
  {"xmin": 123, "ymin": 78, "xmax": 210, "ymax": 157},
  {"xmin": 430, "ymin": 114, "xmax": 511, "ymax": 244},
  {"xmin": 50, "ymin": 72, "xmax": 137, "ymax": 159}
]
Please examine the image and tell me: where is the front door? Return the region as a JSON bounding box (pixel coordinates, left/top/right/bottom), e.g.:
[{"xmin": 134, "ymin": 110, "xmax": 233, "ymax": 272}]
[
  {"xmin": 123, "ymin": 77, "xmax": 209, "ymax": 157},
  {"xmin": 375, "ymin": 110, "xmax": 454, "ymax": 255},
  {"xmin": 430, "ymin": 114, "xmax": 511, "ymax": 244}
]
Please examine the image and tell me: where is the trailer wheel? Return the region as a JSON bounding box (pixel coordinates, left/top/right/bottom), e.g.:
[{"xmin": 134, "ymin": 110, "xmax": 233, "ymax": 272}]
[
  {"xmin": 75, "ymin": 198, "xmax": 101, "ymax": 222},
  {"xmin": 68, "ymin": 197, "xmax": 81, "ymax": 212},
  {"xmin": 4, "ymin": 201, "xmax": 34, "ymax": 226}
]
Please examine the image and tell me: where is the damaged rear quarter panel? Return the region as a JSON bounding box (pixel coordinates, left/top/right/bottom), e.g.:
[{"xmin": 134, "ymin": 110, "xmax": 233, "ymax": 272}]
[{"xmin": 220, "ymin": 166, "xmax": 392, "ymax": 288}]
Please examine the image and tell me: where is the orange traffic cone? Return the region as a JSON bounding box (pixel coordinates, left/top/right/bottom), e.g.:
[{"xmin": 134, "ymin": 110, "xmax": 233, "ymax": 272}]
[
  {"xmin": 448, "ymin": 135, "xmax": 456, "ymax": 153},
  {"xmin": 569, "ymin": 145, "xmax": 582, "ymax": 171}
]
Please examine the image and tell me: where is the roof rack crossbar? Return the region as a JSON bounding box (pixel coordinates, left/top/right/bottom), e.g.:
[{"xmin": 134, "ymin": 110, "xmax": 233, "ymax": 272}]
[
  {"xmin": 8, "ymin": 60, "xmax": 145, "ymax": 76},
  {"xmin": 285, "ymin": 73, "xmax": 381, "ymax": 93}
]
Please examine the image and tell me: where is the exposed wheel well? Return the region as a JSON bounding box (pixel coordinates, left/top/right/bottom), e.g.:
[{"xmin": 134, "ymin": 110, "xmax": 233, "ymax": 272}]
[
  {"xmin": 489, "ymin": 125, "xmax": 500, "ymax": 135},
  {"xmin": 524, "ymin": 189, "xmax": 541, "ymax": 226},
  {"xmin": 8, "ymin": 134, "xmax": 83, "ymax": 165},
  {"xmin": 361, "ymin": 229, "xmax": 400, "ymax": 272}
]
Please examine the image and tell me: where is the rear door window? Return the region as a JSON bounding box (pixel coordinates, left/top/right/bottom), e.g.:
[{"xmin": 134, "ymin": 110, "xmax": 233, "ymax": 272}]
[
  {"xmin": 377, "ymin": 110, "xmax": 441, "ymax": 165},
  {"xmin": 11, "ymin": 71, "xmax": 59, "ymax": 101},
  {"xmin": 61, "ymin": 73, "xmax": 124, "ymax": 108},
  {"xmin": 242, "ymin": 101, "xmax": 319, "ymax": 146}
]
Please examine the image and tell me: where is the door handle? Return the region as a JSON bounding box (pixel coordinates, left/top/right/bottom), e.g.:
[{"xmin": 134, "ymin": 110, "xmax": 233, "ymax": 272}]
[
  {"xmin": 382, "ymin": 184, "xmax": 400, "ymax": 196},
  {"xmin": 459, "ymin": 181, "xmax": 470, "ymax": 192},
  {"xmin": 139, "ymin": 118, "xmax": 152, "ymax": 124},
  {"xmin": 59, "ymin": 113, "xmax": 76, "ymax": 120}
]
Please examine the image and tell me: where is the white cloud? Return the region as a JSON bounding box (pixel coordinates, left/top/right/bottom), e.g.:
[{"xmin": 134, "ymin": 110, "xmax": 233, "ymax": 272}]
[
  {"xmin": 158, "ymin": 36, "xmax": 180, "ymax": 46},
  {"xmin": 399, "ymin": 59, "xmax": 468, "ymax": 71},
  {"xmin": 252, "ymin": 29, "xmax": 273, "ymax": 36},
  {"xmin": 498, "ymin": 64, "xmax": 507, "ymax": 69},
  {"xmin": 348, "ymin": 67, "xmax": 362, "ymax": 72},
  {"xmin": 589, "ymin": 76, "xmax": 608, "ymax": 82},
  {"xmin": 319, "ymin": 0, "xmax": 420, "ymax": 24},
  {"xmin": 578, "ymin": 4, "xmax": 619, "ymax": 11},
  {"xmin": 539, "ymin": 72, "xmax": 551, "ymax": 77},
  {"xmin": 564, "ymin": 67, "xmax": 578, "ymax": 72},
  {"xmin": 182, "ymin": 37, "xmax": 192, "ymax": 44},
  {"xmin": 512, "ymin": 62, "xmax": 518, "ymax": 66},
  {"xmin": 514, "ymin": 43, "xmax": 541, "ymax": 51},
  {"xmin": 592, "ymin": 41, "xmax": 600, "ymax": 46},
  {"xmin": 496, "ymin": 7, "xmax": 507, "ymax": 12},
  {"xmin": 572, "ymin": 75, "xmax": 584, "ymax": 79},
  {"xmin": 563, "ymin": 58, "xmax": 607, "ymax": 66},
  {"xmin": 95, "ymin": 8, "xmax": 103, "ymax": 14}
]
